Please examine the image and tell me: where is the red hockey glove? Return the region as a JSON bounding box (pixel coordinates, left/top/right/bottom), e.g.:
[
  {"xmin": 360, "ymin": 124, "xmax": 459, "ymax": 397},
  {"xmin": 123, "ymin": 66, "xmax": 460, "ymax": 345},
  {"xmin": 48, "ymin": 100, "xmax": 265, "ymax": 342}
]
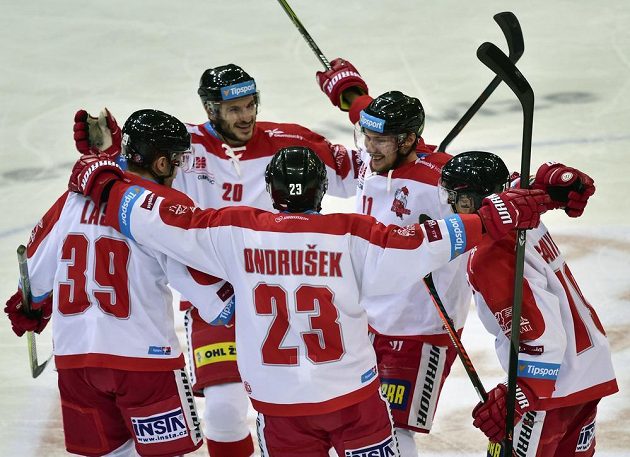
[
  {"xmin": 478, "ymin": 189, "xmax": 550, "ymax": 240},
  {"xmin": 472, "ymin": 382, "xmax": 537, "ymax": 442},
  {"xmin": 73, "ymin": 108, "xmax": 122, "ymax": 157},
  {"xmin": 316, "ymin": 58, "xmax": 368, "ymax": 111},
  {"xmin": 4, "ymin": 290, "xmax": 52, "ymax": 337},
  {"xmin": 68, "ymin": 153, "xmax": 125, "ymax": 203},
  {"xmin": 532, "ymin": 162, "xmax": 595, "ymax": 217}
]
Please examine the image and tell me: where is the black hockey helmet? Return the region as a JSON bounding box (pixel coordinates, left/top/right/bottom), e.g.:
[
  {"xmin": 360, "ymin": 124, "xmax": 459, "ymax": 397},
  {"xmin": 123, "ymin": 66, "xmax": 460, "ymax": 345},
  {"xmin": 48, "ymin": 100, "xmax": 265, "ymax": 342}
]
[
  {"xmin": 197, "ymin": 64, "xmax": 258, "ymax": 105},
  {"xmin": 121, "ymin": 109, "xmax": 191, "ymax": 169},
  {"xmin": 265, "ymin": 146, "xmax": 328, "ymax": 213},
  {"xmin": 439, "ymin": 151, "xmax": 510, "ymax": 210},
  {"xmin": 359, "ymin": 91, "xmax": 425, "ymax": 137}
]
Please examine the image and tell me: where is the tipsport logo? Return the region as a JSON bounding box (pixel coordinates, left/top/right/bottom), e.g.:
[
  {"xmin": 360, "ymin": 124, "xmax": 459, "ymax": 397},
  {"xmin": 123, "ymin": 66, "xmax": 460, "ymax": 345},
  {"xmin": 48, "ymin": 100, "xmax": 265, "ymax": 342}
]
[
  {"xmin": 359, "ymin": 111, "xmax": 386, "ymax": 133},
  {"xmin": 517, "ymin": 360, "xmax": 560, "ymax": 380},
  {"xmin": 131, "ymin": 408, "xmax": 189, "ymax": 443},
  {"xmin": 220, "ymin": 80, "xmax": 256, "ymax": 100}
]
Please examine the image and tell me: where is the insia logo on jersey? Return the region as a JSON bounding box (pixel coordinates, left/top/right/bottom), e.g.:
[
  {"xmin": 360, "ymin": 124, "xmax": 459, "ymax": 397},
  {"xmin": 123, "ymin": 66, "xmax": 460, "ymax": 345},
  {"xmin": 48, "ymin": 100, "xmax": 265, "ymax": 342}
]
[
  {"xmin": 391, "ymin": 186, "xmax": 411, "ymax": 219},
  {"xmin": 220, "ymin": 80, "xmax": 256, "ymax": 100},
  {"xmin": 344, "ymin": 436, "xmax": 397, "ymax": 457},
  {"xmin": 131, "ymin": 408, "xmax": 189, "ymax": 443},
  {"xmin": 194, "ymin": 342, "xmax": 237, "ymax": 368},
  {"xmin": 576, "ymin": 420, "xmax": 596, "ymax": 452},
  {"xmin": 380, "ymin": 378, "xmax": 411, "ymax": 410}
]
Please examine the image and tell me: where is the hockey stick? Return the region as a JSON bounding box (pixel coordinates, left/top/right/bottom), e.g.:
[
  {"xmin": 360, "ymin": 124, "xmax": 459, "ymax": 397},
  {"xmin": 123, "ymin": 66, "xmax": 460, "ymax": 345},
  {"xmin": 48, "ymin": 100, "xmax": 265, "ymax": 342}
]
[
  {"xmin": 438, "ymin": 12, "xmax": 524, "ymax": 152},
  {"xmin": 477, "ymin": 42, "xmax": 534, "ymax": 457},
  {"xmin": 17, "ymin": 245, "xmax": 52, "ymax": 378},
  {"xmin": 276, "ymin": 0, "xmax": 332, "ymax": 70},
  {"xmin": 419, "ymin": 215, "xmax": 487, "ymax": 402}
]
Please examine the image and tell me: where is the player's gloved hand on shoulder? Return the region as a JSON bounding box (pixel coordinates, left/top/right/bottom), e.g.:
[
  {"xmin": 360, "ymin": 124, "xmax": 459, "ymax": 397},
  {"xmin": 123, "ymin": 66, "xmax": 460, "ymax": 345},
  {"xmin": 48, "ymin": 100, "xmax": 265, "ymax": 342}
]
[
  {"xmin": 478, "ymin": 189, "xmax": 550, "ymax": 240},
  {"xmin": 68, "ymin": 153, "xmax": 125, "ymax": 203},
  {"xmin": 532, "ymin": 162, "xmax": 595, "ymax": 217},
  {"xmin": 73, "ymin": 108, "xmax": 122, "ymax": 157},
  {"xmin": 316, "ymin": 58, "xmax": 368, "ymax": 111},
  {"xmin": 472, "ymin": 381, "xmax": 537, "ymax": 442},
  {"xmin": 4, "ymin": 290, "xmax": 52, "ymax": 337}
]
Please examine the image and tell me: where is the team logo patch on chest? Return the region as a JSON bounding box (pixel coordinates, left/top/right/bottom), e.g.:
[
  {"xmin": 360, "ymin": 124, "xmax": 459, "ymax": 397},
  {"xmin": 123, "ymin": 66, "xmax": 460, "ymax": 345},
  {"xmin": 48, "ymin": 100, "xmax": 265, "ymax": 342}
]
[{"xmin": 391, "ymin": 186, "xmax": 411, "ymax": 219}]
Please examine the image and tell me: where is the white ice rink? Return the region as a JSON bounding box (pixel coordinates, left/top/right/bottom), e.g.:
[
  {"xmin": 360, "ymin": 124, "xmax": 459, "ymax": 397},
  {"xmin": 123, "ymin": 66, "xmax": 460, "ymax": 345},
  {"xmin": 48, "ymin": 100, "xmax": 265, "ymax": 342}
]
[{"xmin": 1, "ymin": 0, "xmax": 629, "ymax": 455}]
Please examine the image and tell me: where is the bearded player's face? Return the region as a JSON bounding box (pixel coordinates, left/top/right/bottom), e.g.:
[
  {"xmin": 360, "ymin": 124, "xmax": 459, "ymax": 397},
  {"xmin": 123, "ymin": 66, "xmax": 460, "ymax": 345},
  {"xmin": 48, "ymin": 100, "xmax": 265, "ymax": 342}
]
[{"xmin": 212, "ymin": 95, "xmax": 257, "ymax": 146}]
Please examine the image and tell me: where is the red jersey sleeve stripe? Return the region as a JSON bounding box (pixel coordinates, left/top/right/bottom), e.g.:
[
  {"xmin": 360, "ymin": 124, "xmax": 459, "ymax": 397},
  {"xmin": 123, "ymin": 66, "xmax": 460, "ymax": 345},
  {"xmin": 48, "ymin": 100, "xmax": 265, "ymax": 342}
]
[{"xmin": 27, "ymin": 191, "xmax": 70, "ymax": 257}]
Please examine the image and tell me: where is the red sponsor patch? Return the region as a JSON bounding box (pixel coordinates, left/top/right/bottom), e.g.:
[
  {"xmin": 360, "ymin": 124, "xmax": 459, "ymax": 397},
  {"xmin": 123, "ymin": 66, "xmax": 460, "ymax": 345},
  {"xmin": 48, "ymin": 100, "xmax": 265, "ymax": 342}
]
[
  {"xmin": 423, "ymin": 219, "xmax": 443, "ymax": 242},
  {"xmin": 217, "ymin": 282, "xmax": 234, "ymax": 302},
  {"xmin": 519, "ymin": 343, "xmax": 544, "ymax": 355},
  {"xmin": 140, "ymin": 192, "xmax": 157, "ymax": 210}
]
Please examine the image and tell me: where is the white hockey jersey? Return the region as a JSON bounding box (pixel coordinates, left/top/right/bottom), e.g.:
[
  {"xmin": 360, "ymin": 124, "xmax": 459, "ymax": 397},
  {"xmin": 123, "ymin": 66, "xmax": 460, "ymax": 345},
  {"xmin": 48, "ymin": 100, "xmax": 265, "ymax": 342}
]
[
  {"xmin": 355, "ymin": 150, "xmax": 472, "ymax": 341},
  {"xmin": 25, "ymin": 176, "xmax": 222, "ymax": 371},
  {"xmin": 101, "ymin": 180, "xmax": 485, "ymax": 415},
  {"xmin": 467, "ymin": 223, "xmax": 618, "ymax": 409},
  {"xmin": 173, "ymin": 120, "xmax": 358, "ymax": 210}
]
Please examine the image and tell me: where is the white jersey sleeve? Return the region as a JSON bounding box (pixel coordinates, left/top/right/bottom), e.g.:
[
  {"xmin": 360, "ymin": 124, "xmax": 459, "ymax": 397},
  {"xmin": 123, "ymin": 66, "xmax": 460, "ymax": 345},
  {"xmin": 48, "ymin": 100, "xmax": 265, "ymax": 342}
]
[
  {"xmin": 468, "ymin": 223, "xmax": 618, "ymax": 409},
  {"xmin": 103, "ymin": 180, "xmax": 484, "ymax": 415}
]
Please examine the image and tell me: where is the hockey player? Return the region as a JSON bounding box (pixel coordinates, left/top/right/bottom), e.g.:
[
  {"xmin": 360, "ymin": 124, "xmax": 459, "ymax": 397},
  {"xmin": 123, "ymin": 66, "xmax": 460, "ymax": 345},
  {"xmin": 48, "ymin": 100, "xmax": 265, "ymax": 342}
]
[
  {"xmin": 2, "ymin": 109, "xmax": 234, "ymax": 456},
  {"xmin": 173, "ymin": 64, "xmax": 360, "ymax": 457},
  {"xmin": 317, "ymin": 59, "xmax": 469, "ymax": 455},
  {"xmin": 439, "ymin": 151, "xmax": 617, "ymax": 456},
  {"xmin": 66, "ymin": 145, "xmax": 550, "ymax": 457}
]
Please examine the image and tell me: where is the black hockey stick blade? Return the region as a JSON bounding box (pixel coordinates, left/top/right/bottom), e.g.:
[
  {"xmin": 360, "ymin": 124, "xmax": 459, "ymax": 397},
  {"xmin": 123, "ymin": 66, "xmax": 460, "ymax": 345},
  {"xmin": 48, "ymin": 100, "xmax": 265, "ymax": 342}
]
[
  {"xmin": 476, "ymin": 42, "xmax": 535, "ymax": 456},
  {"xmin": 477, "ymin": 42, "xmax": 533, "ymax": 113},
  {"xmin": 17, "ymin": 245, "xmax": 52, "ymax": 378},
  {"xmin": 276, "ymin": 0, "xmax": 332, "ymax": 70},
  {"xmin": 494, "ymin": 12, "xmax": 524, "ymax": 62},
  {"xmin": 438, "ymin": 12, "xmax": 524, "ymax": 151}
]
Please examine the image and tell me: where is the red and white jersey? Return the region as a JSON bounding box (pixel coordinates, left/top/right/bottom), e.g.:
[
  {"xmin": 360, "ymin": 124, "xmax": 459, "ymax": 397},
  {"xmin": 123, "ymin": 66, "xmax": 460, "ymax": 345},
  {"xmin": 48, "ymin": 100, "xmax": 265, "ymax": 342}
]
[
  {"xmin": 173, "ymin": 121, "xmax": 358, "ymax": 210},
  {"xmin": 355, "ymin": 150, "xmax": 473, "ymax": 341},
  {"xmin": 467, "ymin": 223, "xmax": 618, "ymax": 409},
  {"xmin": 25, "ymin": 175, "xmax": 223, "ymax": 371},
  {"xmin": 102, "ymin": 180, "xmax": 484, "ymax": 416}
]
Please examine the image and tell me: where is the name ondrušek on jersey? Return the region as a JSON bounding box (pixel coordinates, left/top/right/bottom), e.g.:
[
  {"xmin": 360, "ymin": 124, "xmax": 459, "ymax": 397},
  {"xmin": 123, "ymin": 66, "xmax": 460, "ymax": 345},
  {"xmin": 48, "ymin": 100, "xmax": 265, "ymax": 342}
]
[
  {"xmin": 467, "ymin": 223, "xmax": 618, "ymax": 409},
  {"xmin": 355, "ymin": 149, "xmax": 472, "ymax": 341},
  {"xmin": 103, "ymin": 180, "xmax": 484, "ymax": 416},
  {"xmin": 25, "ymin": 175, "xmax": 224, "ymax": 371}
]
